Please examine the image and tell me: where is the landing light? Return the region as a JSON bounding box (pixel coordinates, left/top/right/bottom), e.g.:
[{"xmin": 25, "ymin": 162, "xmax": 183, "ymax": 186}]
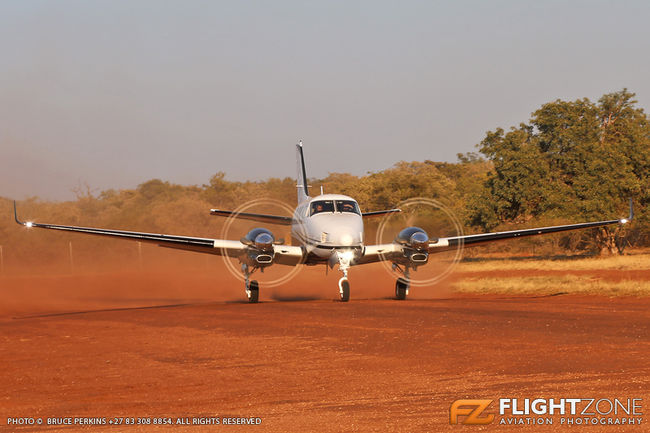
[
  {"xmin": 621, "ymin": 218, "xmax": 628, "ymax": 224},
  {"xmin": 25, "ymin": 222, "xmax": 33, "ymax": 228},
  {"xmin": 340, "ymin": 250, "xmax": 355, "ymax": 262}
]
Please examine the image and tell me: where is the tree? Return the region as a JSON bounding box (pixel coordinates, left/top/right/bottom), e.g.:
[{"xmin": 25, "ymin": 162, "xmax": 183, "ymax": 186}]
[{"xmin": 469, "ymin": 89, "xmax": 650, "ymax": 254}]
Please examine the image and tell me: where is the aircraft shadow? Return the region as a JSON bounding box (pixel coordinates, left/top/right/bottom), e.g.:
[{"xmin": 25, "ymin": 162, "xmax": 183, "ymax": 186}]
[
  {"xmin": 12, "ymin": 301, "xmax": 213, "ymax": 320},
  {"xmin": 269, "ymin": 294, "xmax": 325, "ymax": 302}
]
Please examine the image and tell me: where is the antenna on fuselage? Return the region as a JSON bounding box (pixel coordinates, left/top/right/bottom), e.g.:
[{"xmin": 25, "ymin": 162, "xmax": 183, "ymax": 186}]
[{"xmin": 320, "ymin": 185, "xmax": 324, "ymax": 195}]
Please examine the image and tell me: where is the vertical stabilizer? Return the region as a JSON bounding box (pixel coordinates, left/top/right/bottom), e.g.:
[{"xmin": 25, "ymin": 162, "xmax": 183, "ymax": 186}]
[{"xmin": 296, "ymin": 141, "xmax": 310, "ymax": 203}]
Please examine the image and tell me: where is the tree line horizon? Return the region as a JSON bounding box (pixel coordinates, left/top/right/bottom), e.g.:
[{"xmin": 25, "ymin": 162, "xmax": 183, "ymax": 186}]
[{"xmin": 2, "ymin": 89, "xmax": 648, "ymax": 268}]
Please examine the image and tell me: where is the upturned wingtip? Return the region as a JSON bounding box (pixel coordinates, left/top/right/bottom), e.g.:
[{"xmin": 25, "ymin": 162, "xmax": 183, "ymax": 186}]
[
  {"xmin": 629, "ymin": 197, "xmax": 634, "ymax": 221},
  {"xmin": 13, "ymin": 201, "xmax": 23, "ymax": 225}
]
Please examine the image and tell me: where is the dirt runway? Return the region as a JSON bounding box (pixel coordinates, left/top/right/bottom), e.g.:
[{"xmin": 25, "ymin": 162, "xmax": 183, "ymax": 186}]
[{"xmin": 0, "ymin": 267, "xmax": 648, "ymax": 432}]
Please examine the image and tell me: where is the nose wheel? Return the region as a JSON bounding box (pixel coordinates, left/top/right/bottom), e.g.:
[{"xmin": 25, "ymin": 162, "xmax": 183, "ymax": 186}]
[
  {"xmin": 334, "ymin": 250, "xmax": 354, "ymax": 302},
  {"xmin": 338, "ymin": 278, "xmax": 350, "ymax": 302}
]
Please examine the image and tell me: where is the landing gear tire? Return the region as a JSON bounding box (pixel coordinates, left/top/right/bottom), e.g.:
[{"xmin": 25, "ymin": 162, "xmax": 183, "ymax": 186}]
[
  {"xmin": 339, "ymin": 278, "xmax": 350, "ymax": 302},
  {"xmin": 247, "ymin": 280, "xmax": 259, "ymax": 303},
  {"xmin": 395, "ymin": 277, "xmax": 409, "ymax": 300}
]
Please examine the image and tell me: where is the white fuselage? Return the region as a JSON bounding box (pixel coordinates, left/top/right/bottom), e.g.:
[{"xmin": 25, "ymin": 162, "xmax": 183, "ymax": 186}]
[{"xmin": 291, "ymin": 194, "xmax": 364, "ymax": 260}]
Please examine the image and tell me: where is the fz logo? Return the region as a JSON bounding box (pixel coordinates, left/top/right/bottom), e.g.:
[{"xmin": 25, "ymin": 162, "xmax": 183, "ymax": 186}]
[{"xmin": 450, "ymin": 399, "xmax": 494, "ymax": 425}]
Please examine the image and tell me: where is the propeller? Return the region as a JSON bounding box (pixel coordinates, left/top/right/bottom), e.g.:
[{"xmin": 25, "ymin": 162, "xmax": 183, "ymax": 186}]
[
  {"xmin": 374, "ymin": 197, "xmax": 465, "ymax": 288},
  {"xmin": 219, "ymin": 198, "xmax": 304, "ymax": 288}
]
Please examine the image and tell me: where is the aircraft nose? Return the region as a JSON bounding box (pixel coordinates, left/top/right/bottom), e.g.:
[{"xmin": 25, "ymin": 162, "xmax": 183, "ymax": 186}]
[
  {"xmin": 340, "ymin": 233, "xmax": 354, "ymax": 246},
  {"xmin": 312, "ymin": 215, "xmax": 363, "ymax": 246},
  {"xmin": 336, "ymin": 230, "xmax": 361, "ymax": 246}
]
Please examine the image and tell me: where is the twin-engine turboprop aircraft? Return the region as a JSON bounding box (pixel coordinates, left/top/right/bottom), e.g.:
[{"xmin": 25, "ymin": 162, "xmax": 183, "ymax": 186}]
[{"xmin": 14, "ymin": 142, "xmax": 632, "ymax": 302}]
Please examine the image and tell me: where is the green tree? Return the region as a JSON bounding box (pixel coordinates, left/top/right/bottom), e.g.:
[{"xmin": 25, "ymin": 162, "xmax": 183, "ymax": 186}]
[{"xmin": 469, "ymin": 89, "xmax": 650, "ymax": 254}]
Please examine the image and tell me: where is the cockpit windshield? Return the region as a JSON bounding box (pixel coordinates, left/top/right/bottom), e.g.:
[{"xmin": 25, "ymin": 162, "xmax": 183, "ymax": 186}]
[
  {"xmin": 310, "ymin": 200, "xmax": 334, "ymax": 215},
  {"xmin": 335, "ymin": 200, "xmax": 360, "ymax": 215},
  {"xmin": 310, "ymin": 199, "xmax": 360, "ymax": 216}
]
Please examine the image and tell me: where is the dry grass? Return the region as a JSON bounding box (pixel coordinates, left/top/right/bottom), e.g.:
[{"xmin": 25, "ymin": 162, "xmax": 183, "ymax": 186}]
[
  {"xmin": 451, "ymin": 275, "xmax": 650, "ymax": 297},
  {"xmin": 457, "ymin": 252, "xmax": 650, "ymax": 272},
  {"xmin": 450, "ymin": 251, "xmax": 650, "ymax": 296}
]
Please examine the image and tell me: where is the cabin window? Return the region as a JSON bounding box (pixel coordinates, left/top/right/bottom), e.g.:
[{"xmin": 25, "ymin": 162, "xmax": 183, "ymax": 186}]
[
  {"xmin": 335, "ymin": 200, "xmax": 360, "ymax": 215},
  {"xmin": 310, "ymin": 200, "xmax": 334, "ymax": 215}
]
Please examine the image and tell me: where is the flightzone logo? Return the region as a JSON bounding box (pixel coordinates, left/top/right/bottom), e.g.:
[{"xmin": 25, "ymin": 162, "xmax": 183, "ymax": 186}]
[
  {"xmin": 450, "ymin": 400, "xmax": 494, "ymax": 425},
  {"xmin": 450, "ymin": 398, "xmax": 644, "ymax": 426}
]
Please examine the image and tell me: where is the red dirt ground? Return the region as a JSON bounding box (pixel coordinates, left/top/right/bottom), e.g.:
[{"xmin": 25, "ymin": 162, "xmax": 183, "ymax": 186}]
[{"xmin": 0, "ymin": 265, "xmax": 648, "ymax": 432}]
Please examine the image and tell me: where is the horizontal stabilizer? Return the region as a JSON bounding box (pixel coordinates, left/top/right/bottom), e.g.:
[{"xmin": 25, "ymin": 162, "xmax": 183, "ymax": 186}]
[
  {"xmin": 210, "ymin": 209, "xmax": 293, "ymax": 226},
  {"xmin": 361, "ymin": 209, "xmax": 401, "ymax": 218}
]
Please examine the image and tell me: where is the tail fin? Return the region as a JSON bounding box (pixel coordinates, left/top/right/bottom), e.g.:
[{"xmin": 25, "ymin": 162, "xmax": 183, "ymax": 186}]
[{"xmin": 296, "ymin": 140, "xmax": 310, "ymax": 203}]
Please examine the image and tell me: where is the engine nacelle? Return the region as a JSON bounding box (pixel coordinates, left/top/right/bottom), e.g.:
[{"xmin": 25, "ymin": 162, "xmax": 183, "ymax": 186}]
[
  {"xmin": 395, "ymin": 226, "xmax": 430, "ymax": 264},
  {"xmin": 241, "ymin": 228, "xmax": 275, "ymax": 265}
]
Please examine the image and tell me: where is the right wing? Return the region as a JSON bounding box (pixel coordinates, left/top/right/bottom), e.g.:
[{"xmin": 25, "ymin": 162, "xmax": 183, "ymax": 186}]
[{"xmin": 14, "ymin": 202, "xmax": 304, "ymax": 265}]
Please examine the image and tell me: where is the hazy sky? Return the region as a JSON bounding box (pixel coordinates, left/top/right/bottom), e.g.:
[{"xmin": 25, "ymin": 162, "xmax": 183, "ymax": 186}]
[{"xmin": 2, "ymin": 0, "xmax": 649, "ymax": 200}]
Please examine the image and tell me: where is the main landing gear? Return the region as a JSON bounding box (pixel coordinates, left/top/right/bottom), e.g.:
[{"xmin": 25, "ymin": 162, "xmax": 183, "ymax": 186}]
[
  {"xmin": 242, "ymin": 264, "xmax": 259, "ymax": 303},
  {"xmin": 395, "ymin": 277, "xmax": 409, "ymax": 300},
  {"xmin": 392, "ymin": 264, "xmax": 411, "ymax": 300},
  {"xmin": 246, "ymin": 280, "xmax": 259, "ymax": 303}
]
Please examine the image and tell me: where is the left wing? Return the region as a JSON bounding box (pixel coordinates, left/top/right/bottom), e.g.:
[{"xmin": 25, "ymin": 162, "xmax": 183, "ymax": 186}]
[
  {"xmin": 14, "ymin": 202, "xmax": 304, "ymax": 264},
  {"xmin": 360, "ymin": 204, "xmax": 632, "ymax": 264},
  {"xmin": 428, "ymin": 217, "xmax": 628, "ymax": 253}
]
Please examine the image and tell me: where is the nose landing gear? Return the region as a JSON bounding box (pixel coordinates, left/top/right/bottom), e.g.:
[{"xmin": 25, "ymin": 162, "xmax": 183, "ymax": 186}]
[
  {"xmin": 335, "ymin": 250, "xmax": 353, "ymax": 302},
  {"xmin": 338, "ymin": 277, "xmax": 350, "ymax": 302}
]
